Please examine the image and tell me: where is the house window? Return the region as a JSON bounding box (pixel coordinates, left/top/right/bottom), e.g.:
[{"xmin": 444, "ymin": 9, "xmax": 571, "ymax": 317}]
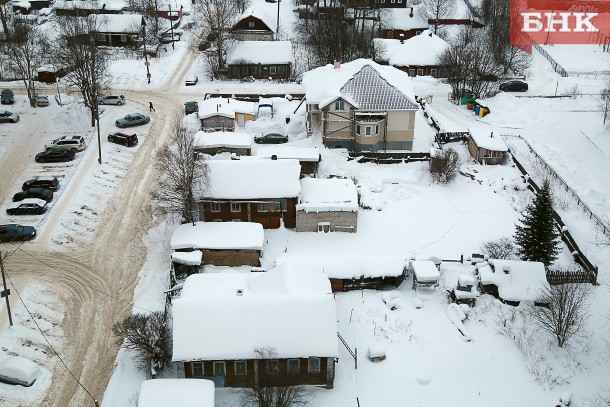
[
  {"xmin": 192, "ymin": 362, "xmax": 203, "ymax": 377},
  {"xmin": 288, "ymin": 359, "xmax": 300, "ymax": 374},
  {"xmin": 258, "ymin": 202, "xmax": 270, "ymax": 212},
  {"xmin": 270, "ymin": 66, "xmax": 277, "ymax": 74},
  {"xmin": 213, "ymin": 361, "xmax": 226, "ymax": 376},
  {"xmin": 231, "ymin": 202, "xmax": 241, "ymax": 212},
  {"xmin": 120, "ymin": 34, "xmax": 128, "ymax": 42},
  {"xmin": 210, "ymin": 202, "xmax": 221, "ymax": 212},
  {"xmin": 267, "ymin": 360, "xmax": 279, "ymax": 374},
  {"xmin": 248, "ymin": 21, "xmax": 255, "ymax": 28},
  {"xmin": 233, "ymin": 67, "xmax": 240, "ymax": 76},
  {"xmin": 440, "ymin": 69, "xmax": 447, "ymax": 77},
  {"xmin": 417, "ymin": 68, "xmax": 424, "ymax": 76},
  {"xmin": 356, "ymin": 124, "xmax": 360, "ymax": 135},
  {"xmin": 431, "ymin": 69, "xmax": 437, "ymax": 77},
  {"xmin": 391, "ymin": 0, "xmax": 395, "ymax": 3},
  {"xmin": 409, "ymin": 69, "xmax": 415, "ymax": 77},
  {"xmin": 279, "ymin": 66, "xmax": 286, "ymax": 74},
  {"xmin": 272, "ymin": 199, "xmax": 287, "ymax": 211},
  {"xmin": 308, "ymin": 357, "xmax": 320, "ymax": 373},
  {"xmin": 398, "ymin": 0, "xmax": 402, "ymax": 2},
  {"xmin": 365, "ymin": 126, "xmax": 372, "ymax": 137},
  {"xmin": 386, "ymin": 30, "xmax": 393, "ymax": 38},
  {"xmin": 235, "ymin": 361, "xmax": 247, "ymax": 375},
  {"xmin": 335, "ymin": 99, "xmax": 345, "ymax": 111},
  {"xmin": 375, "ymin": 125, "xmax": 379, "ymax": 135}
]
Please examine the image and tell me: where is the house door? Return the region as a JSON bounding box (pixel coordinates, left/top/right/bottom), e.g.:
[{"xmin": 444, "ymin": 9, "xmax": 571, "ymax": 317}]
[{"xmin": 238, "ymin": 113, "xmax": 245, "ymax": 127}]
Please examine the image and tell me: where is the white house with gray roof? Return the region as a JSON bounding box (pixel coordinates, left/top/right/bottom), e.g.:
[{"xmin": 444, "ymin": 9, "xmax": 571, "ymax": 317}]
[{"xmin": 302, "ymin": 59, "xmax": 418, "ymax": 151}]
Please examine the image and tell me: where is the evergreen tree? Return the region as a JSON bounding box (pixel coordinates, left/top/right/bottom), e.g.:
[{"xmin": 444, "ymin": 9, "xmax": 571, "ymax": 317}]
[{"xmin": 514, "ymin": 180, "xmax": 560, "ymax": 266}]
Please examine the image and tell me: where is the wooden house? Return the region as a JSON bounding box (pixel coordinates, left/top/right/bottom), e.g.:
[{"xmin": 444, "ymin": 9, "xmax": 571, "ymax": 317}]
[
  {"xmin": 170, "ymin": 221, "xmax": 264, "ymax": 268},
  {"xmin": 255, "ymin": 146, "xmax": 320, "ymax": 178},
  {"xmin": 277, "ymin": 253, "xmax": 407, "ymax": 292},
  {"xmin": 172, "ymin": 264, "xmax": 339, "ymax": 388},
  {"xmin": 90, "ymin": 14, "xmax": 143, "ymax": 48},
  {"xmin": 467, "ymin": 127, "xmax": 508, "ymax": 165},
  {"xmin": 36, "ymin": 65, "xmax": 66, "ymax": 84},
  {"xmin": 231, "ymin": 8, "xmax": 276, "ymax": 41},
  {"xmin": 54, "ymin": 1, "xmax": 125, "ymax": 17},
  {"xmin": 379, "ymin": 6, "xmax": 428, "ymax": 40},
  {"xmin": 12, "ymin": 0, "xmax": 51, "ymax": 15},
  {"xmin": 376, "ymin": 0, "xmax": 409, "ymax": 8},
  {"xmin": 198, "ymin": 97, "xmax": 257, "ymax": 131},
  {"xmin": 138, "ymin": 379, "xmax": 215, "ymax": 407},
  {"xmin": 194, "ymin": 131, "xmax": 252, "ymax": 156},
  {"xmin": 296, "ymin": 177, "xmax": 358, "ymax": 233},
  {"xmin": 303, "ymin": 59, "xmax": 418, "ymax": 152},
  {"xmin": 226, "ymin": 41, "xmax": 293, "ymax": 81},
  {"xmin": 478, "ymin": 259, "xmax": 550, "ymax": 306},
  {"xmin": 193, "ymin": 159, "xmax": 301, "ymax": 229}
]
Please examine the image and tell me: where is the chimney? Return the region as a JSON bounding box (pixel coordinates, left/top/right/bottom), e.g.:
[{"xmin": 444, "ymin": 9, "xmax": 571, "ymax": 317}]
[
  {"xmin": 399, "ymin": 33, "xmax": 405, "ymax": 44},
  {"xmin": 271, "ymin": 154, "xmax": 278, "ymax": 160},
  {"xmin": 410, "ymin": 7, "xmax": 414, "ymax": 18},
  {"xmin": 490, "ymin": 131, "xmax": 494, "ymax": 138},
  {"xmin": 236, "ymin": 289, "xmax": 243, "ymax": 296},
  {"xmin": 227, "ymin": 98, "xmax": 230, "ymax": 103},
  {"xmin": 216, "ymin": 104, "xmax": 219, "ymax": 112},
  {"xmin": 334, "ymin": 60, "xmax": 341, "ymax": 69},
  {"xmin": 429, "ymin": 31, "xmax": 433, "ymax": 37}
]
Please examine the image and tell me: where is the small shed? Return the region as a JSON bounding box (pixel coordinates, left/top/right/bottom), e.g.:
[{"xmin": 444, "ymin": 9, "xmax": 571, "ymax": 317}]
[
  {"xmin": 194, "ymin": 131, "xmax": 252, "ymax": 156},
  {"xmin": 37, "ymin": 65, "xmax": 66, "ymax": 84},
  {"xmin": 138, "ymin": 379, "xmax": 215, "ymax": 407},
  {"xmin": 478, "ymin": 259, "xmax": 550, "ymax": 306},
  {"xmin": 467, "ymin": 127, "xmax": 508, "ymax": 165},
  {"xmin": 256, "ymin": 146, "xmax": 320, "ymax": 177},
  {"xmin": 296, "ymin": 178, "xmax": 358, "ymax": 233},
  {"xmin": 170, "ymin": 221, "xmax": 264, "ymax": 267},
  {"xmin": 409, "ymin": 260, "xmax": 440, "ymax": 289},
  {"xmin": 198, "ymin": 98, "xmax": 236, "ymax": 131}
]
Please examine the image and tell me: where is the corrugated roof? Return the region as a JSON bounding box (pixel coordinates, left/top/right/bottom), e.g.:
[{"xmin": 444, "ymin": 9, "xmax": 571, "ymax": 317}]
[{"xmin": 340, "ymin": 65, "xmax": 418, "ymax": 110}]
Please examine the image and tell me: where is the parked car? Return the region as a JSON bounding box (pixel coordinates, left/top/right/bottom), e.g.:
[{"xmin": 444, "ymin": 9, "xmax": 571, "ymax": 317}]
[
  {"xmin": 22, "ymin": 176, "xmax": 60, "ymax": 191},
  {"xmin": 197, "ymin": 42, "xmax": 211, "ymax": 51},
  {"xmin": 0, "ymin": 110, "xmax": 19, "ymax": 123},
  {"xmin": 45, "ymin": 135, "xmax": 86, "ymax": 152},
  {"xmin": 35, "ymin": 148, "xmax": 76, "ymax": 163},
  {"xmin": 184, "ymin": 101, "xmax": 198, "ymax": 115},
  {"xmin": 35, "ymin": 95, "xmax": 50, "ymax": 107},
  {"xmin": 6, "ymin": 198, "xmax": 48, "ymax": 215},
  {"xmin": 115, "ymin": 113, "xmax": 150, "ymax": 128},
  {"xmin": 108, "ymin": 131, "xmax": 138, "ymax": 147},
  {"xmin": 1, "ymin": 89, "xmax": 14, "ymax": 104},
  {"xmin": 254, "ymin": 133, "xmax": 289, "ymax": 144},
  {"xmin": 0, "ymin": 224, "xmax": 37, "ymax": 243},
  {"xmin": 499, "ymin": 80, "xmax": 528, "ymax": 92},
  {"xmin": 206, "ymin": 31, "xmax": 217, "ymax": 42},
  {"xmin": 13, "ymin": 187, "xmax": 53, "ymax": 203},
  {"xmin": 99, "ymin": 94, "xmax": 126, "ymax": 105},
  {"xmin": 0, "ymin": 354, "xmax": 41, "ymax": 386},
  {"xmin": 185, "ymin": 75, "xmax": 198, "ymax": 86}
]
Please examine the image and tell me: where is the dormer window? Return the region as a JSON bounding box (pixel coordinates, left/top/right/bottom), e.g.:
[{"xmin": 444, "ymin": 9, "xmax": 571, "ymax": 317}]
[{"xmin": 335, "ymin": 99, "xmax": 345, "ymax": 111}]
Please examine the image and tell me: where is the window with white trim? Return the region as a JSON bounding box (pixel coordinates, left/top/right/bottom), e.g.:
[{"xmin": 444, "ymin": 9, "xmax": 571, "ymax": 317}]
[
  {"xmin": 231, "ymin": 202, "xmax": 241, "ymax": 212},
  {"xmin": 258, "ymin": 202, "xmax": 270, "ymax": 212},
  {"xmin": 335, "ymin": 99, "xmax": 345, "ymax": 111},
  {"xmin": 248, "ymin": 21, "xmax": 255, "ymax": 28},
  {"xmin": 210, "ymin": 202, "xmax": 221, "ymax": 212},
  {"xmin": 365, "ymin": 126, "xmax": 372, "ymax": 137},
  {"xmin": 409, "ymin": 69, "xmax": 415, "ymax": 77},
  {"xmin": 235, "ymin": 361, "xmax": 247, "ymax": 375},
  {"xmin": 270, "ymin": 66, "xmax": 277, "ymax": 74},
  {"xmin": 213, "ymin": 361, "xmax": 226, "ymax": 376},
  {"xmin": 417, "ymin": 68, "xmax": 424, "ymax": 76},
  {"xmin": 308, "ymin": 357, "xmax": 320, "ymax": 373},
  {"xmin": 431, "ymin": 69, "xmax": 437, "ymax": 77}
]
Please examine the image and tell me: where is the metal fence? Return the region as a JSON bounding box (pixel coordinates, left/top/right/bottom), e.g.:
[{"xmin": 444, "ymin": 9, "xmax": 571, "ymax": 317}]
[
  {"xmin": 348, "ymin": 151, "xmax": 430, "ymax": 164},
  {"xmin": 533, "ymin": 44, "xmax": 568, "ymax": 77}
]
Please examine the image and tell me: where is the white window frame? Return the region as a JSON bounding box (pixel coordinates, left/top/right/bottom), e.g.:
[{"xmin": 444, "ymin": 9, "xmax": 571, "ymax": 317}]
[
  {"xmin": 213, "ymin": 361, "xmax": 226, "ymax": 376},
  {"xmin": 335, "ymin": 99, "xmax": 345, "ymax": 111},
  {"xmin": 248, "ymin": 21, "xmax": 255, "ymax": 28},
  {"xmin": 409, "ymin": 69, "xmax": 415, "ymax": 77},
  {"xmin": 231, "ymin": 202, "xmax": 241, "ymax": 212},
  {"xmin": 192, "ymin": 362, "xmax": 204, "ymax": 377},
  {"xmin": 270, "ymin": 66, "xmax": 277, "ymax": 74},
  {"xmin": 258, "ymin": 202, "xmax": 270, "ymax": 212},
  {"xmin": 431, "ymin": 68, "xmax": 437, "ymax": 77},
  {"xmin": 235, "ymin": 360, "xmax": 247, "ymax": 375},
  {"xmin": 365, "ymin": 126, "xmax": 372, "ymax": 137},
  {"xmin": 308, "ymin": 357, "xmax": 320, "ymax": 373},
  {"xmin": 417, "ymin": 68, "xmax": 424, "ymax": 76},
  {"xmin": 210, "ymin": 202, "xmax": 221, "ymax": 212}
]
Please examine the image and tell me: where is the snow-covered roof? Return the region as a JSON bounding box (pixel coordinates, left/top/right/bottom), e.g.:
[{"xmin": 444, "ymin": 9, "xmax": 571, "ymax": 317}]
[
  {"xmin": 469, "ymin": 127, "xmax": 508, "ymax": 152},
  {"xmin": 8, "ymin": 198, "xmax": 46, "ymax": 209},
  {"xmin": 276, "ymin": 252, "xmax": 407, "ymax": 279},
  {"xmin": 172, "ymin": 263, "xmax": 338, "ymax": 360},
  {"xmin": 302, "ymin": 59, "xmax": 417, "ymax": 111},
  {"xmin": 194, "ymin": 159, "xmax": 301, "ymax": 199},
  {"xmin": 227, "ymin": 41, "xmax": 293, "ymax": 65},
  {"xmin": 194, "ymin": 131, "xmax": 252, "ymax": 148},
  {"xmin": 55, "ymin": 0, "xmax": 126, "ymax": 11},
  {"xmin": 375, "ymin": 30, "xmax": 449, "ymax": 66},
  {"xmin": 479, "ymin": 259, "xmax": 550, "ymax": 302},
  {"xmin": 89, "ymin": 14, "xmax": 142, "ymax": 33},
  {"xmin": 297, "ymin": 178, "xmax": 358, "ymax": 213},
  {"xmin": 170, "ymin": 221, "xmax": 264, "ymax": 251},
  {"xmin": 234, "ymin": 7, "xmax": 277, "ymax": 33},
  {"xmin": 256, "ymin": 146, "xmax": 320, "ymax": 162},
  {"xmin": 410, "ymin": 260, "xmax": 440, "ymax": 282},
  {"xmin": 385, "ymin": 6, "xmax": 429, "ymax": 30},
  {"xmin": 198, "ymin": 97, "xmax": 256, "ymax": 119},
  {"xmin": 138, "ymin": 379, "xmax": 215, "ymax": 407},
  {"xmin": 171, "ymin": 250, "xmax": 203, "ymax": 266}
]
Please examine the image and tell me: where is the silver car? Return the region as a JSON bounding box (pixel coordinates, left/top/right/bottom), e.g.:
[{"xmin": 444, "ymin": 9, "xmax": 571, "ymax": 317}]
[
  {"xmin": 99, "ymin": 94, "xmax": 126, "ymax": 105},
  {"xmin": 45, "ymin": 135, "xmax": 86, "ymax": 152},
  {"xmin": 0, "ymin": 110, "xmax": 19, "ymax": 123}
]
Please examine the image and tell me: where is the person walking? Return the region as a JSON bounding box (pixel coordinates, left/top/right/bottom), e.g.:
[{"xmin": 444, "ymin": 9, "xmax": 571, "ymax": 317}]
[{"xmin": 149, "ymin": 101, "xmax": 155, "ymax": 112}]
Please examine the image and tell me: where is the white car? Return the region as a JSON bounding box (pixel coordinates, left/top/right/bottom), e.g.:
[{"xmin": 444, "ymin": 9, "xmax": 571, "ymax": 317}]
[
  {"xmin": 45, "ymin": 135, "xmax": 86, "ymax": 152},
  {"xmin": 0, "ymin": 110, "xmax": 19, "ymax": 123},
  {"xmin": 99, "ymin": 94, "xmax": 126, "ymax": 105},
  {"xmin": 35, "ymin": 95, "xmax": 49, "ymax": 107},
  {"xmin": 0, "ymin": 354, "xmax": 41, "ymax": 387}
]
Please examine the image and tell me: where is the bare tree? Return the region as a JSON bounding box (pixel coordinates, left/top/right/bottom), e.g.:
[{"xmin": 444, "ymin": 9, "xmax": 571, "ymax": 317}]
[
  {"xmin": 0, "ymin": 1, "xmax": 12, "ymax": 41},
  {"xmin": 112, "ymin": 311, "xmax": 172, "ymax": 374},
  {"xmin": 481, "ymin": 237, "xmax": 515, "ymax": 259},
  {"xmin": 430, "ymin": 147, "xmax": 462, "ymax": 184},
  {"xmin": 152, "ymin": 119, "xmax": 209, "ymax": 224},
  {"xmin": 6, "ymin": 21, "xmax": 47, "ymax": 107},
  {"xmin": 419, "ymin": 0, "xmax": 455, "ymax": 35},
  {"xmin": 241, "ymin": 347, "xmax": 315, "ymax": 407},
  {"xmin": 533, "ymin": 282, "xmax": 590, "ymax": 348},
  {"xmin": 601, "ymin": 77, "xmax": 610, "ymax": 124}
]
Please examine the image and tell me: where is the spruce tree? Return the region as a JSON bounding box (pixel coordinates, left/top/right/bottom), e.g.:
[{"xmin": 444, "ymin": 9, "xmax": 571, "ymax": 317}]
[{"xmin": 514, "ymin": 180, "xmax": 560, "ymax": 266}]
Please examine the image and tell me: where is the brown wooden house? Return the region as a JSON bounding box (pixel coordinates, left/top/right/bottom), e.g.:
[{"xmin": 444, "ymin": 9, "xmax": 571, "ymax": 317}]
[
  {"xmin": 172, "ymin": 265, "xmax": 339, "ymax": 388},
  {"xmin": 194, "ymin": 131, "xmax": 252, "ymax": 156},
  {"xmin": 194, "ymin": 159, "xmax": 302, "ymax": 229},
  {"xmin": 467, "ymin": 128, "xmax": 508, "ymax": 165},
  {"xmin": 12, "ymin": 0, "xmax": 51, "ymax": 15},
  {"xmin": 226, "ymin": 41, "xmax": 293, "ymax": 81},
  {"xmin": 231, "ymin": 8, "xmax": 276, "ymax": 41},
  {"xmin": 90, "ymin": 14, "xmax": 144, "ymax": 48}
]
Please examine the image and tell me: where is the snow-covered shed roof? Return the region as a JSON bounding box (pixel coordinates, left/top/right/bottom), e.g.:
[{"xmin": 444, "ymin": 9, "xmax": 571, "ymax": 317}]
[
  {"xmin": 469, "ymin": 127, "xmax": 508, "ymax": 152},
  {"xmin": 227, "ymin": 41, "xmax": 293, "ymax": 65},
  {"xmin": 410, "ymin": 260, "xmax": 440, "ymax": 282},
  {"xmin": 194, "ymin": 131, "xmax": 252, "ymax": 148},
  {"xmin": 256, "ymin": 146, "xmax": 320, "ymax": 162},
  {"xmin": 138, "ymin": 379, "xmax": 215, "ymax": 407},
  {"xmin": 276, "ymin": 252, "xmax": 407, "ymax": 279},
  {"xmin": 198, "ymin": 97, "xmax": 236, "ymax": 119},
  {"xmin": 172, "ymin": 263, "xmax": 338, "ymax": 360},
  {"xmin": 375, "ymin": 30, "xmax": 449, "ymax": 66},
  {"xmin": 234, "ymin": 7, "xmax": 277, "ymax": 33},
  {"xmin": 170, "ymin": 221, "xmax": 264, "ymax": 251},
  {"xmin": 478, "ymin": 259, "xmax": 550, "ymax": 302},
  {"xmin": 89, "ymin": 14, "xmax": 142, "ymax": 33},
  {"xmin": 55, "ymin": 0, "xmax": 126, "ymax": 11},
  {"xmin": 194, "ymin": 159, "xmax": 301, "ymax": 199},
  {"xmin": 302, "ymin": 59, "xmax": 417, "ymax": 111},
  {"xmin": 385, "ymin": 6, "xmax": 429, "ymax": 30},
  {"xmin": 297, "ymin": 177, "xmax": 358, "ymax": 213},
  {"xmin": 171, "ymin": 250, "xmax": 203, "ymax": 266}
]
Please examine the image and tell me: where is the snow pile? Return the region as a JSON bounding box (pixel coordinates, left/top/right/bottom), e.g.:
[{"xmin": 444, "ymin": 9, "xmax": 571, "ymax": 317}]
[
  {"xmin": 138, "ymin": 379, "xmax": 215, "ymax": 407},
  {"xmin": 478, "ymin": 259, "xmax": 550, "ymax": 303},
  {"xmin": 446, "ymin": 303, "xmax": 472, "ymax": 341},
  {"xmin": 0, "ymin": 354, "xmax": 41, "ymax": 386},
  {"xmin": 170, "ymin": 250, "xmax": 203, "ymax": 266},
  {"xmin": 367, "ymin": 342, "xmax": 386, "ymax": 360},
  {"xmin": 170, "ymin": 221, "xmax": 264, "ymax": 251},
  {"xmin": 410, "ymin": 260, "xmax": 440, "ymax": 282},
  {"xmin": 375, "ymin": 30, "xmax": 449, "ymax": 67},
  {"xmin": 297, "ymin": 177, "xmax": 358, "ymax": 213},
  {"xmin": 194, "ymin": 131, "xmax": 252, "ymax": 148}
]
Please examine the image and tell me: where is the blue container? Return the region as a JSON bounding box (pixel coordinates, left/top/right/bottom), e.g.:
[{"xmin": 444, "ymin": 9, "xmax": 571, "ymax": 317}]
[{"xmin": 474, "ymin": 105, "xmax": 480, "ymax": 115}]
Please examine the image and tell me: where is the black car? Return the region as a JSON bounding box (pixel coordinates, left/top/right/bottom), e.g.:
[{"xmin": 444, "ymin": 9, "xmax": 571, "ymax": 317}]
[
  {"xmin": 254, "ymin": 133, "xmax": 289, "ymax": 144},
  {"xmin": 13, "ymin": 187, "xmax": 54, "ymax": 203},
  {"xmin": 499, "ymin": 80, "xmax": 528, "ymax": 92},
  {"xmin": 35, "ymin": 148, "xmax": 76, "ymax": 163},
  {"xmin": 198, "ymin": 42, "xmax": 211, "ymax": 51},
  {"xmin": 22, "ymin": 176, "xmax": 60, "ymax": 191},
  {"xmin": 108, "ymin": 131, "xmax": 139, "ymax": 147},
  {"xmin": 6, "ymin": 198, "xmax": 48, "ymax": 215},
  {"xmin": 0, "ymin": 224, "xmax": 36, "ymax": 243}
]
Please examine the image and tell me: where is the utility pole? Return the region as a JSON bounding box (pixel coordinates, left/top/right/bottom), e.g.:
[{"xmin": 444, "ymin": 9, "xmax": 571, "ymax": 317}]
[
  {"xmin": 276, "ymin": 0, "xmax": 280, "ymax": 40},
  {"xmin": 142, "ymin": 21, "xmax": 151, "ymax": 84},
  {"xmin": 0, "ymin": 253, "xmax": 13, "ymax": 326},
  {"xmin": 169, "ymin": 4, "xmax": 175, "ymax": 50}
]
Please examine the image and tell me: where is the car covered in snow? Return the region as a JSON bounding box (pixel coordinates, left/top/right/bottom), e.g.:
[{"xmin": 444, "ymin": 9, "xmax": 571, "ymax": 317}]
[
  {"xmin": 6, "ymin": 198, "xmax": 48, "ymax": 215},
  {"xmin": 0, "ymin": 354, "xmax": 41, "ymax": 386}
]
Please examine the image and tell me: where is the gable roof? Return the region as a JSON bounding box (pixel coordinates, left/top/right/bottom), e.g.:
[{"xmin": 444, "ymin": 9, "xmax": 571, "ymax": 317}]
[
  {"xmin": 226, "ymin": 41, "xmax": 293, "ymax": 65},
  {"xmin": 385, "ymin": 6, "xmax": 429, "ymax": 30},
  {"xmin": 233, "ymin": 7, "xmax": 277, "ymax": 33},
  {"xmin": 375, "ymin": 30, "xmax": 449, "ymax": 66},
  {"xmin": 89, "ymin": 14, "xmax": 142, "ymax": 33},
  {"xmin": 302, "ymin": 59, "xmax": 417, "ymax": 111}
]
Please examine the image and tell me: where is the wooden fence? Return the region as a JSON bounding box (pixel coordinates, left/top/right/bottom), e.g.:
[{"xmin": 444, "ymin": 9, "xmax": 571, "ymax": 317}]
[{"xmin": 348, "ymin": 151, "xmax": 430, "ymax": 164}]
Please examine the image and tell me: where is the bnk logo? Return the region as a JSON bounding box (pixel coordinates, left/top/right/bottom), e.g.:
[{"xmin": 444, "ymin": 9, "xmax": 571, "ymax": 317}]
[{"xmin": 510, "ymin": 0, "xmax": 610, "ymax": 53}]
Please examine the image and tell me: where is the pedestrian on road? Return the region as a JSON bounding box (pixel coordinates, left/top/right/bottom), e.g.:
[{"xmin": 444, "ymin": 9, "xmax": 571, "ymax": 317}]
[{"xmin": 149, "ymin": 101, "xmax": 155, "ymax": 112}]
